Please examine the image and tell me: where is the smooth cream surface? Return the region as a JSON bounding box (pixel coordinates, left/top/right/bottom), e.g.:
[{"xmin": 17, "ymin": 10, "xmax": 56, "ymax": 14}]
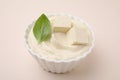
[{"xmin": 27, "ymin": 15, "xmax": 92, "ymax": 60}]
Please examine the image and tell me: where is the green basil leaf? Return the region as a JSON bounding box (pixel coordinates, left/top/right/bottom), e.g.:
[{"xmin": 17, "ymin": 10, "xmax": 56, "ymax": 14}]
[{"xmin": 33, "ymin": 14, "xmax": 52, "ymax": 44}]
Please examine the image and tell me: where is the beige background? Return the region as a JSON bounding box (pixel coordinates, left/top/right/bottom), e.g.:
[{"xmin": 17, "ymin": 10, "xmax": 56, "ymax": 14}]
[{"xmin": 0, "ymin": 0, "xmax": 120, "ymax": 80}]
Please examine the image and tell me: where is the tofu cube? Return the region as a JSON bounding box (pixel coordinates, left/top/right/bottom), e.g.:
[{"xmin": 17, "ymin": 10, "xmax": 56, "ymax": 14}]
[
  {"xmin": 52, "ymin": 16, "xmax": 72, "ymax": 33},
  {"xmin": 67, "ymin": 24, "xmax": 89, "ymax": 45}
]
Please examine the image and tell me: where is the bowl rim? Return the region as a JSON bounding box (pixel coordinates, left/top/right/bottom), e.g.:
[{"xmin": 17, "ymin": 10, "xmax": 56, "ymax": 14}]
[{"xmin": 24, "ymin": 13, "xmax": 95, "ymax": 63}]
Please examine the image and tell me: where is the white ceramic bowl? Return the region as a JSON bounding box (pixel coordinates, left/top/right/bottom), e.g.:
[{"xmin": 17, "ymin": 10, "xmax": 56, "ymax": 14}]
[{"xmin": 24, "ymin": 14, "xmax": 95, "ymax": 73}]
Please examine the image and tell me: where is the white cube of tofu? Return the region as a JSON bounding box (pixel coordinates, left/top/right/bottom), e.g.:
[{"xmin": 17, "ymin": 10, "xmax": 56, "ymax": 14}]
[
  {"xmin": 52, "ymin": 16, "xmax": 72, "ymax": 33},
  {"xmin": 67, "ymin": 24, "xmax": 89, "ymax": 45}
]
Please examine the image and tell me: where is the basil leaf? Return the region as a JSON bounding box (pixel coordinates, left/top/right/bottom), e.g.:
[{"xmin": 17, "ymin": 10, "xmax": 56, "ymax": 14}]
[{"xmin": 33, "ymin": 14, "xmax": 52, "ymax": 44}]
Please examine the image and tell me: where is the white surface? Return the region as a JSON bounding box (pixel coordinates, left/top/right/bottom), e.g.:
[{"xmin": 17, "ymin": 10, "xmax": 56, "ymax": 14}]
[
  {"xmin": 26, "ymin": 14, "xmax": 94, "ymax": 60},
  {"xmin": 0, "ymin": 0, "xmax": 120, "ymax": 80}
]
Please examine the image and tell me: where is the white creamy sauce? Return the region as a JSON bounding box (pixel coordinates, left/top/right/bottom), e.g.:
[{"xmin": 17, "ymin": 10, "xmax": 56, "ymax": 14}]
[{"xmin": 27, "ymin": 16, "xmax": 92, "ymax": 60}]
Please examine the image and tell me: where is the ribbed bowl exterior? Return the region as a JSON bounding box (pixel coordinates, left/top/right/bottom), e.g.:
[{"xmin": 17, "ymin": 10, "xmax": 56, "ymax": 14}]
[{"xmin": 31, "ymin": 53, "xmax": 79, "ymax": 73}]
